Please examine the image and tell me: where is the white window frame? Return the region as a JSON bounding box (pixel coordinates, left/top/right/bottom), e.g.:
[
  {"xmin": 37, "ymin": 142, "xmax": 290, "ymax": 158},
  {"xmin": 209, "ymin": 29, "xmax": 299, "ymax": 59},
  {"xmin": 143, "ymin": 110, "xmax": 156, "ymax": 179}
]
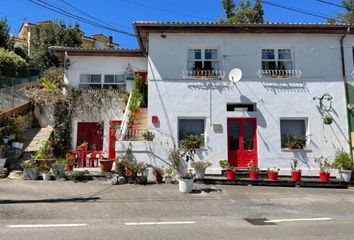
[
  {"xmin": 79, "ymin": 73, "xmax": 127, "ymax": 89},
  {"xmin": 79, "ymin": 74, "xmax": 102, "ymax": 88},
  {"xmin": 177, "ymin": 117, "xmax": 206, "ymax": 143},
  {"xmin": 279, "ymin": 117, "xmax": 309, "ymax": 149},
  {"xmin": 187, "ymin": 48, "xmax": 220, "ymax": 71},
  {"xmin": 262, "ymin": 48, "xmax": 294, "ymax": 71}
]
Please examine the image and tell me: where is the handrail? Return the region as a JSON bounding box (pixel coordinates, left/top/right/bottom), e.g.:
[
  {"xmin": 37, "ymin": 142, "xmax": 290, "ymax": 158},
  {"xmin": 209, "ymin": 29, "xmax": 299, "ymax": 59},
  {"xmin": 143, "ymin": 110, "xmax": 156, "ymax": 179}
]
[{"xmin": 117, "ymin": 92, "xmax": 133, "ymax": 141}]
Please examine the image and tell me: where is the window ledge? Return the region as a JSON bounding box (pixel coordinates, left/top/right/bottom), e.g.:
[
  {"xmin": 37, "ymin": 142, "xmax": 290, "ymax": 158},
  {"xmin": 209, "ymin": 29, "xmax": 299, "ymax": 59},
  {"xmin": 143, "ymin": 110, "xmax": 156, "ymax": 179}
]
[{"xmin": 281, "ymin": 148, "xmax": 312, "ymax": 152}]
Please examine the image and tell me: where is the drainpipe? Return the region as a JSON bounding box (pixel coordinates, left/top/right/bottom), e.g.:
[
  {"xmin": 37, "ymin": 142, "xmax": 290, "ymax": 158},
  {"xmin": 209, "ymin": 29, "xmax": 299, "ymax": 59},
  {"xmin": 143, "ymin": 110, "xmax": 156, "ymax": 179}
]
[{"xmin": 340, "ymin": 26, "xmax": 353, "ymax": 159}]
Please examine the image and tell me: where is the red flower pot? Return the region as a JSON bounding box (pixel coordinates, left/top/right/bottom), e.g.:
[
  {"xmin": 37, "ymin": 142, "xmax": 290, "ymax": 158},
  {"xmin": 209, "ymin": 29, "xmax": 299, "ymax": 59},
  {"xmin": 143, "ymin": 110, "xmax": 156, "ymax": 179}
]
[
  {"xmin": 226, "ymin": 170, "xmax": 236, "ymax": 180},
  {"xmin": 80, "ymin": 145, "xmax": 88, "ymax": 151},
  {"xmin": 319, "ymin": 172, "xmax": 330, "ymax": 182},
  {"xmin": 249, "ymin": 171, "xmax": 259, "ymax": 180},
  {"xmin": 291, "ymin": 171, "xmax": 302, "ymax": 181},
  {"xmin": 65, "ymin": 164, "xmax": 73, "ymax": 172},
  {"xmin": 268, "ymin": 171, "xmax": 278, "ymax": 181}
]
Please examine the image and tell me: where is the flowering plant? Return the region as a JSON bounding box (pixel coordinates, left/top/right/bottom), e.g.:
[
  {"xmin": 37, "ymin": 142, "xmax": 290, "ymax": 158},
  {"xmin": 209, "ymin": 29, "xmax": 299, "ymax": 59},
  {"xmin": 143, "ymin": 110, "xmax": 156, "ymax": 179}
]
[
  {"xmin": 314, "ymin": 156, "xmax": 332, "ymax": 173},
  {"xmin": 267, "ymin": 167, "xmax": 279, "ymax": 173},
  {"xmin": 179, "ymin": 170, "xmax": 195, "ymax": 180},
  {"xmin": 247, "ymin": 160, "xmax": 259, "ymax": 171},
  {"xmin": 65, "ymin": 152, "xmax": 75, "ymax": 164},
  {"xmin": 290, "ymin": 159, "xmax": 301, "ymax": 172},
  {"xmin": 191, "ymin": 161, "xmax": 212, "ymax": 170}
]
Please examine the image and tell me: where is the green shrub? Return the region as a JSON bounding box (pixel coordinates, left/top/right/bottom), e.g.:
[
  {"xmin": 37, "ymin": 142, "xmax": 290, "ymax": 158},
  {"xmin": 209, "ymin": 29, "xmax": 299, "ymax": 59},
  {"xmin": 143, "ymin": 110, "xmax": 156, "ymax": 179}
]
[
  {"xmin": 0, "ymin": 48, "xmax": 28, "ymax": 78},
  {"xmin": 333, "ymin": 151, "xmax": 352, "ymax": 170}
]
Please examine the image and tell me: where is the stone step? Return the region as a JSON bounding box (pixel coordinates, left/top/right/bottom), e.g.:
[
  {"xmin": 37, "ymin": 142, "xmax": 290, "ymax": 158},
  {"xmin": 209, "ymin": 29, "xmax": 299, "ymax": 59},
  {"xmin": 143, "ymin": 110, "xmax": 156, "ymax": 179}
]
[{"xmin": 24, "ymin": 127, "xmax": 53, "ymax": 152}]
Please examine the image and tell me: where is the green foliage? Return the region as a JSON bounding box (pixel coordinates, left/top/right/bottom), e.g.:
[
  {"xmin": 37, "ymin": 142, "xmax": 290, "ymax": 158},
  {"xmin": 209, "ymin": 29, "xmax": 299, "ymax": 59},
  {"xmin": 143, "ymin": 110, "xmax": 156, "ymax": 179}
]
[
  {"xmin": 142, "ymin": 130, "xmax": 155, "ymax": 141},
  {"xmin": 179, "ymin": 134, "xmax": 204, "ymax": 149},
  {"xmin": 290, "ymin": 159, "xmax": 301, "ymax": 172},
  {"xmin": 39, "ymin": 78, "xmax": 57, "ymax": 89},
  {"xmin": 328, "ymin": 0, "xmax": 354, "ymax": 24},
  {"xmin": 32, "ymin": 140, "xmax": 54, "ymax": 160},
  {"xmin": 21, "ymin": 160, "xmax": 36, "ymax": 169},
  {"xmin": 285, "ymin": 135, "xmax": 306, "ymax": 149},
  {"xmin": 67, "ymin": 170, "xmax": 92, "ymax": 182},
  {"xmin": 220, "ymin": 0, "xmax": 264, "ymax": 24},
  {"xmin": 128, "ymin": 75, "xmax": 143, "ymax": 125},
  {"xmin": 219, "ymin": 160, "xmax": 232, "ymax": 170},
  {"xmin": 152, "ymin": 166, "xmax": 164, "ymax": 177},
  {"xmin": 314, "ymin": 156, "xmax": 332, "ymax": 172},
  {"xmin": 333, "ymin": 151, "xmax": 353, "ymax": 170},
  {"xmin": 43, "ymin": 67, "xmax": 65, "ymax": 88},
  {"xmin": 165, "ymin": 167, "xmax": 174, "ymax": 177},
  {"xmin": 0, "ymin": 18, "xmax": 14, "ymax": 50},
  {"xmin": 191, "ymin": 161, "xmax": 212, "ymax": 170},
  {"xmin": 30, "ymin": 21, "xmax": 82, "ymax": 69},
  {"xmin": 0, "ymin": 48, "xmax": 28, "ymax": 78}
]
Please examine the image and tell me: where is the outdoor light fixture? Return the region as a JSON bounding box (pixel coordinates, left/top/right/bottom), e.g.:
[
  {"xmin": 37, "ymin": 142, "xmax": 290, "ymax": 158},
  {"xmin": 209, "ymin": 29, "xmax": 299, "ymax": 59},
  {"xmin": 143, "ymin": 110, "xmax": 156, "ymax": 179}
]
[{"xmin": 160, "ymin": 34, "xmax": 167, "ymax": 39}]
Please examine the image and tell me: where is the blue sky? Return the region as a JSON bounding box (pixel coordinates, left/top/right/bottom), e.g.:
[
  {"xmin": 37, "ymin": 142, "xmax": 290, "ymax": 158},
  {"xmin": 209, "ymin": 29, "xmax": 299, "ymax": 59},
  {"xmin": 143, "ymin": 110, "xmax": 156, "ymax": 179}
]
[{"xmin": 0, "ymin": 0, "xmax": 345, "ymax": 48}]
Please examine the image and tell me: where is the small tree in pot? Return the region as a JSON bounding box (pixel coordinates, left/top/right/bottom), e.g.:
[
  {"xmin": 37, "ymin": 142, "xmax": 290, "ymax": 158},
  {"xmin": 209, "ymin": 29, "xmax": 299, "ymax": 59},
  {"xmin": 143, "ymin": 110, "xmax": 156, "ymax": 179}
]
[
  {"xmin": 178, "ymin": 170, "xmax": 195, "ymax": 193},
  {"xmin": 332, "ymin": 151, "xmax": 352, "ymax": 182},
  {"xmin": 290, "ymin": 159, "xmax": 302, "ymax": 181},
  {"xmin": 191, "ymin": 161, "xmax": 211, "ymax": 179},
  {"xmin": 219, "ymin": 160, "xmax": 236, "ymax": 180},
  {"xmin": 315, "ymin": 156, "xmax": 332, "ymax": 182},
  {"xmin": 247, "ymin": 160, "xmax": 259, "ymax": 180}
]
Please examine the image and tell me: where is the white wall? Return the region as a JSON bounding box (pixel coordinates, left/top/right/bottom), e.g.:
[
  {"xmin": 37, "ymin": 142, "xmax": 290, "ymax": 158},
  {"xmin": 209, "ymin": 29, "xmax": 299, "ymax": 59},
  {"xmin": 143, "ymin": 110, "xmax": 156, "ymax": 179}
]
[{"xmin": 145, "ymin": 33, "xmax": 353, "ymax": 175}]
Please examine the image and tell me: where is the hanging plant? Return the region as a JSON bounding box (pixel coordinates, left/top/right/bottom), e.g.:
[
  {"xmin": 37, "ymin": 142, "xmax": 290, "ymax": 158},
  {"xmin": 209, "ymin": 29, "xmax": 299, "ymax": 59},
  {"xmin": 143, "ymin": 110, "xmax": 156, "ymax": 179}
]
[{"xmin": 323, "ymin": 115, "xmax": 333, "ymax": 125}]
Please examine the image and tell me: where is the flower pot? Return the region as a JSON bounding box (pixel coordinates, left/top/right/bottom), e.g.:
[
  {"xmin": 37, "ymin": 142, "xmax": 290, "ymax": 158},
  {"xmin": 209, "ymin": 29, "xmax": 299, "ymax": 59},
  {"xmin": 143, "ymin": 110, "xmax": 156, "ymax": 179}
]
[
  {"xmin": 42, "ymin": 172, "xmax": 51, "ymax": 181},
  {"xmin": 268, "ymin": 171, "xmax": 278, "ymax": 181},
  {"xmin": 165, "ymin": 176, "xmax": 173, "ymax": 184},
  {"xmin": 225, "ymin": 170, "xmax": 236, "ymax": 180},
  {"xmin": 65, "ymin": 164, "xmax": 74, "ymax": 172},
  {"xmin": 179, "ymin": 179, "xmax": 194, "ymax": 193},
  {"xmin": 17, "ymin": 142, "xmax": 24, "ymax": 150},
  {"xmin": 339, "ymin": 170, "xmax": 352, "ymax": 182},
  {"xmin": 80, "ymin": 145, "xmax": 88, "ymax": 151},
  {"xmin": 195, "ymin": 168, "xmax": 206, "ymax": 179},
  {"xmin": 249, "ymin": 170, "xmax": 259, "ymax": 180},
  {"xmin": 291, "ymin": 171, "xmax": 302, "ymax": 181},
  {"xmin": 319, "ymin": 171, "xmax": 330, "ymax": 182},
  {"xmin": 156, "ymin": 175, "xmax": 163, "ymax": 184},
  {"xmin": 11, "ymin": 142, "xmax": 19, "ymax": 149},
  {"xmin": 99, "ymin": 159, "xmax": 113, "ymax": 172},
  {"xmin": 23, "ymin": 168, "xmax": 38, "ymax": 180},
  {"xmin": 2, "ymin": 137, "xmax": 9, "ymax": 144},
  {"xmin": 0, "ymin": 158, "xmax": 7, "ymax": 167}
]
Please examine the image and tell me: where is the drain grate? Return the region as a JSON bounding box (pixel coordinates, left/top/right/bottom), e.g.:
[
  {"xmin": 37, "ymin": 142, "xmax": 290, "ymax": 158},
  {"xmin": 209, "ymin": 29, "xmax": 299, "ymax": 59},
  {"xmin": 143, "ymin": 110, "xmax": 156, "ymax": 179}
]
[{"xmin": 244, "ymin": 218, "xmax": 276, "ymax": 226}]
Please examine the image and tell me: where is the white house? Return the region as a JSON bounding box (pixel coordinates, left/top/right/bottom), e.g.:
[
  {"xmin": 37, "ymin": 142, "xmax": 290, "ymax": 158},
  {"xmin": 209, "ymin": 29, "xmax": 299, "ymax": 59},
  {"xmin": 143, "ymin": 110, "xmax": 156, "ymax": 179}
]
[{"xmin": 52, "ymin": 22, "xmax": 354, "ymax": 175}]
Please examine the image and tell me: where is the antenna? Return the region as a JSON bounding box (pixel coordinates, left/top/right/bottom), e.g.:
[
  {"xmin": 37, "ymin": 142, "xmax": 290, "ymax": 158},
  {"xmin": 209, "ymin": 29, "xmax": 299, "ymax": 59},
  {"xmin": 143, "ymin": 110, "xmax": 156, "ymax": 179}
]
[{"xmin": 228, "ymin": 68, "xmax": 242, "ymax": 83}]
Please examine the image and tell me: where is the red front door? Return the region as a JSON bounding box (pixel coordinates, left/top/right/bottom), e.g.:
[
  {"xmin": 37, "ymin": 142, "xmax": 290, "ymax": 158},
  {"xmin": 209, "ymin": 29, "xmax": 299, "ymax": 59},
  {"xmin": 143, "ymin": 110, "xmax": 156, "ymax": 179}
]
[
  {"xmin": 108, "ymin": 120, "xmax": 122, "ymax": 159},
  {"xmin": 77, "ymin": 122, "xmax": 103, "ymax": 150},
  {"xmin": 227, "ymin": 118, "xmax": 258, "ymax": 168}
]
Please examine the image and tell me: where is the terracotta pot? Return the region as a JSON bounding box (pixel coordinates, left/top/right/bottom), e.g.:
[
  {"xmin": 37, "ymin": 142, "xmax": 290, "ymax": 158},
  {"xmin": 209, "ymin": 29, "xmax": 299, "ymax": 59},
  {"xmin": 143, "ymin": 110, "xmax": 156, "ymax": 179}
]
[
  {"xmin": 100, "ymin": 159, "xmax": 113, "ymax": 172},
  {"xmin": 249, "ymin": 170, "xmax": 259, "ymax": 180},
  {"xmin": 65, "ymin": 164, "xmax": 73, "ymax": 172},
  {"xmin": 225, "ymin": 170, "xmax": 235, "ymax": 180},
  {"xmin": 291, "ymin": 171, "xmax": 302, "ymax": 181},
  {"xmin": 319, "ymin": 171, "xmax": 330, "ymax": 182},
  {"xmin": 268, "ymin": 171, "xmax": 278, "ymax": 181}
]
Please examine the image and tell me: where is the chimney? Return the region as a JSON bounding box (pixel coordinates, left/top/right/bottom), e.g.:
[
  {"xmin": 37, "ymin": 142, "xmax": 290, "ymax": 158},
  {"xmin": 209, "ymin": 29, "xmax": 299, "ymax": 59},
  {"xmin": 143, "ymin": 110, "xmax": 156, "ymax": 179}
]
[{"xmin": 109, "ymin": 36, "xmax": 113, "ymax": 44}]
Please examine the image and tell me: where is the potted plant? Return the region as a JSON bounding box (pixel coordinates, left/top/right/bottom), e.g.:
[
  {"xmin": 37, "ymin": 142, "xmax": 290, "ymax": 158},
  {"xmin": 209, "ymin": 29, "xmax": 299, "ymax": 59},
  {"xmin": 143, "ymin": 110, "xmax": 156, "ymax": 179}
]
[
  {"xmin": 21, "ymin": 160, "xmax": 38, "ymax": 180},
  {"xmin": 315, "ymin": 156, "xmax": 332, "ymax": 182},
  {"xmin": 332, "ymin": 151, "xmax": 352, "ymax": 182},
  {"xmin": 100, "ymin": 158, "xmax": 114, "ymax": 172},
  {"xmin": 290, "ymin": 159, "xmax": 302, "ymax": 181},
  {"xmin": 53, "ymin": 158, "xmax": 66, "ymax": 171},
  {"xmin": 152, "ymin": 166, "xmax": 164, "ymax": 184},
  {"xmin": 191, "ymin": 161, "xmax": 211, "ymax": 179},
  {"xmin": 180, "ymin": 134, "xmax": 204, "ymax": 149},
  {"xmin": 323, "ymin": 115, "xmax": 333, "ymax": 125},
  {"xmin": 219, "ymin": 160, "xmax": 236, "ymax": 180},
  {"xmin": 142, "ymin": 130, "xmax": 155, "ymax": 141},
  {"xmin": 14, "ymin": 128, "xmax": 25, "ymax": 150},
  {"xmin": 285, "ymin": 135, "xmax": 306, "ymax": 150},
  {"xmin": 41, "ymin": 163, "xmax": 51, "ymax": 181},
  {"xmin": 247, "ymin": 160, "xmax": 259, "ymax": 180},
  {"xmin": 65, "ymin": 153, "xmax": 75, "ymax": 172},
  {"xmin": 178, "ymin": 170, "xmax": 195, "ymax": 193},
  {"xmin": 0, "ymin": 144, "xmax": 7, "ymax": 168},
  {"xmin": 78, "ymin": 141, "xmax": 88, "ymax": 151},
  {"xmin": 165, "ymin": 167, "xmax": 174, "ymax": 183},
  {"xmin": 267, "ymin": 167, "xmax": 279, "ymax": 181}
]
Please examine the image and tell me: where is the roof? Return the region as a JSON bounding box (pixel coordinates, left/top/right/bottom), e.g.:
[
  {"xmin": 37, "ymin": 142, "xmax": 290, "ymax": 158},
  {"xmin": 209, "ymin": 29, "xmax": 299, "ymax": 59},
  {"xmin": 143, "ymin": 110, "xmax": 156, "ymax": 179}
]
[
  {"xmin": 134, "ymin": 21, "xmax": 354, "ymax": 50},
  {"xmin": 49, "ymin": 46, "xmax": 145, "ymax": 59}
]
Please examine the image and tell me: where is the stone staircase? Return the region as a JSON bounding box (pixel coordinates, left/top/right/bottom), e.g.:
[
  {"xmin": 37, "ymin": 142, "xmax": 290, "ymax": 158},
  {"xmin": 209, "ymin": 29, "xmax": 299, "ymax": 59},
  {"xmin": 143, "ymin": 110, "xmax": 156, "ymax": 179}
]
[{"xmin": 129, "ymin": 107, "xmax": 147, "ymax": 141}]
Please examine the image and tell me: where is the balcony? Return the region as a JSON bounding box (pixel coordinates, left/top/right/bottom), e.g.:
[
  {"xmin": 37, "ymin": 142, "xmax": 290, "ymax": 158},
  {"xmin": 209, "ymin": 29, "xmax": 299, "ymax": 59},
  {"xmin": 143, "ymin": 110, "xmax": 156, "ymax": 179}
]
[
  {"xmin": 257, "ymin": 70, "xmax": 302, "ymax": 79},
  {"xmin": 182, "ymin": 70, "xmax": 225, "ymax": 80}
]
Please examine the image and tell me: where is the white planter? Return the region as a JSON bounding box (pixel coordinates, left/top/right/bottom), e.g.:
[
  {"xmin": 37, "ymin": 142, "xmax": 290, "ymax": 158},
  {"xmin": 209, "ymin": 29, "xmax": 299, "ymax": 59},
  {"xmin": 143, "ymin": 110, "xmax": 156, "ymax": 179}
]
[
  {"xmin": 17, "ymin": 142, "xmax": 24, "ymax": 149},
  {"xmin": 178, "ymin": 179, "xmax": 194, "ymax": 193},
  {"xmin": 339, "ymin": 170, "xmax": 352, "ymax": 182},
  {"xmin": 0, "ymin": 158, "xmax": 7, "ymax": 167},
  {"xmin": 42, "ymin": 172, "xmax": 51, "ymax": 181},
  {"xmin": 195, "ymin": 168, "xmax": 206, "ymax": 179},
  {"xmin": 23, "ymin": 168, "xmax": 38, "ymax": 180},
  {"xmin": 2, "ymin": 137, "xmax": 9, "ymax": 144},
  {"xmin": 11, "ymin": 142, "xmax": 19, "ymax": 149}
]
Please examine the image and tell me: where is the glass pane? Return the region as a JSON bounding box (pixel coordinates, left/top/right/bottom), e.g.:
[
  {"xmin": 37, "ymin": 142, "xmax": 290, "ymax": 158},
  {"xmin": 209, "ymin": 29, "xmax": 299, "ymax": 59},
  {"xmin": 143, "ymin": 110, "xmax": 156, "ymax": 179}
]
[
  {"xmin": 205, "ymin": 49, "xmax": 217, "ymax": 59},
  {"xmin": 228, "ymin": 122, "xmax": 240, "ymax": 150},
  {"xmin": 80, "ymin": 74, "xmax": 90, "ymax": 83},
  {"xmin": 262, "ymin": 49, "xmax": 275, "ymax": 60},
  {"xmin": 262, "ymin": 61, "xmax": 276, "ymax": 70},
  {"xmin": 189, "ymin": 49, "xmax": 201, "ymax": 59},
  {"xmin": 115, "ymin": 75, "xmax": 125, "ymax": 83},
  {"xmin": 104, "ymin": 75, "xmax": 115, "ymax": 83},
  {"xmin": 278, "ymin": 49, "xmax": 291, "ymax": 60},
  {"xmin": 280, "ymin": 120, "xmax": 306, "ymax": 148},
  {"xmin": 193, "ymin": 61, "xmax": 203, "ymax": 71},
  {"xmin": 178, "ymin": 119, "xmax": 205, "ymax": 141},
  {"xmin": 278, "ymin": 61, "xmax": 293, "ymax": 70},
  {"xmin": 243, "ymin": 121, "xmax": 254, "ymax": 150},
  {"xmin": 91, "ymin": 74, "xmax": 101, "ymax": 83},
  {"xmin": 203, "ymin": 61, "xmax": 212, "ymax": 70}
]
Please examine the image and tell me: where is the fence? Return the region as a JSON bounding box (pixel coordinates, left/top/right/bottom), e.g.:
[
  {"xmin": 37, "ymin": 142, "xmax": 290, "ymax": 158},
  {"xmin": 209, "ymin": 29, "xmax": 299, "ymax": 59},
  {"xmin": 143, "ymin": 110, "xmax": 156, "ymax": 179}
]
[{"xmin": 0, "ymin": 75, "xmax": 39, "ymax": 113}]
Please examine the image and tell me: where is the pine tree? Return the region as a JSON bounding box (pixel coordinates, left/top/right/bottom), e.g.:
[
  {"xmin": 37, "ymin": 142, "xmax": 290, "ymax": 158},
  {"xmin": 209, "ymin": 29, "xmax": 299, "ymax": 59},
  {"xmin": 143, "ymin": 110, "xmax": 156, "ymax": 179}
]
[
  {"xmin": 0, "ymin": 18, "xmax": 14, "ymax": 50},
  {"xmin": 220, "ymin": 0, "xmax": 265, "ymax": 24},
  {"xmin": 222, "ymin": 0, "xmax": 236, "ymax": 19}
]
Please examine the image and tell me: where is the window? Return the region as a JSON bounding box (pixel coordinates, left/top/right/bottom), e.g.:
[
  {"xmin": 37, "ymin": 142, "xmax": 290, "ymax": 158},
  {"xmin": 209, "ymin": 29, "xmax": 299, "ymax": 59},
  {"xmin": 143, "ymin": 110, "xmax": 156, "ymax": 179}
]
[
  {"xmin": 187, "ymin": 49, "xmax": 219, "ymax": 71},
  {"xmin": 79, "ymin": 74, "xmax": 126, "ymax": 90},
  {"xmin": 262, "ymin": 49, "xmax": 293, "ymax": 71},
  {"xmin": 227, "ymin": 103, "xmax": 256, "ymax": 112},
  {"xmin": 280, "ymin": 119, "xmax": 306, "ymax": 148},
  {"xmin": 178, "ymin": 118, "xmax": 205, "ymax": 141}
]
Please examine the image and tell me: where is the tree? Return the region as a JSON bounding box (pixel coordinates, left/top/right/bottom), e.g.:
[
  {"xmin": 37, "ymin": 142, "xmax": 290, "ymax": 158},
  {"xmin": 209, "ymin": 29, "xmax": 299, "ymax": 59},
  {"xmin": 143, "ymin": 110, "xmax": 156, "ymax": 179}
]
[
  {"xmin": 337, "ymin": 0, "xmax": 354, "ymax": 24},
  {"xmin": 30, "ymin": 21, "xmax": 82, "ymax": 69},
  {"xmin": 220, "ymin": 0, "xmax": 264, "ymax": 24},
  {"xmin": 0, "ymin": 18, "xmax": 14, "ymax": 50},
  {"xmin": 0, "ymin": 48, "xmax": 28, "ymax": 78}
]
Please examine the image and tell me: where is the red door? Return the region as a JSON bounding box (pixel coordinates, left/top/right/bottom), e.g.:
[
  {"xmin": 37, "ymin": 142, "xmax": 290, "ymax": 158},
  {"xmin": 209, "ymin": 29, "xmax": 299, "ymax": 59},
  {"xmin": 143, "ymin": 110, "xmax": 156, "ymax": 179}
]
[
  {"xmin": 108, "ymin": 120, "xmax": 122, "ymax": 159},
  {"xmin": 227, "ymin": 118, "xmax": 258, "ymax": 168},
  {"xmin": 77, "ymin": 122, "xmax": 103, "ymax": 150}
]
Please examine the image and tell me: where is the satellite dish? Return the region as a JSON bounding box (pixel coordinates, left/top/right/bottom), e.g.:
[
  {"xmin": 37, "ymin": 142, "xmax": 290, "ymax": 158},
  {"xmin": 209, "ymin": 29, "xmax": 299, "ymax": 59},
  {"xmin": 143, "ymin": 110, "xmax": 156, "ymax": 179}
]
[{"xmin": 228, "ymin": 68, "xmax": 242, "ymax": 83}]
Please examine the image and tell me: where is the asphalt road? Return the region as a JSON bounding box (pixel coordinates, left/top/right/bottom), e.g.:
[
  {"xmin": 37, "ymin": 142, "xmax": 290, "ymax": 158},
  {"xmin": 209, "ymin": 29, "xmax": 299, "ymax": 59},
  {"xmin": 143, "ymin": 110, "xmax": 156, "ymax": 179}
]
[{"xmin": 1, "ymin": 179, "xmax": 354, "ymax": 240}]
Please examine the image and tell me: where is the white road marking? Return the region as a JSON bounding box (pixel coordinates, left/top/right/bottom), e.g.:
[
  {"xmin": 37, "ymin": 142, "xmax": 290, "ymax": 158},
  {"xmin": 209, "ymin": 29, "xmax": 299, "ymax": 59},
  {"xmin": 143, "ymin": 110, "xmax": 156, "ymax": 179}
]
[
  {"xmin": 7, "ymin": 224, "xmax": 87, "ymax": 228},
  {"xmin": 125, "ymin": 221, "xmax": 195, "ymax": 226},
  {"xmin": 265, "ymin": 218, "xmax": 333, "ymax": 223}
]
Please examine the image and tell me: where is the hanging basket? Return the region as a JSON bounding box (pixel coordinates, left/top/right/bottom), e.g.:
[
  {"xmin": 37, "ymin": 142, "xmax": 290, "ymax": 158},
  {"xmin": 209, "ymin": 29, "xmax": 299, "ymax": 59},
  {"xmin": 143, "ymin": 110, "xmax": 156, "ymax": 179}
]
[{"xmin": 323, "ymin": 116, "xmax": 333, "ymax": 125}]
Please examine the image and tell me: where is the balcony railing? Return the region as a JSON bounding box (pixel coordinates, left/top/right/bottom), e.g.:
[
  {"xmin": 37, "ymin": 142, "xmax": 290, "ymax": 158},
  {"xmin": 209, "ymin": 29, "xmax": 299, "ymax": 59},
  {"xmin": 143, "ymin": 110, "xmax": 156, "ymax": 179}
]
[
  {"xmin": 123, "ymin": 128, "xmax": 147, "ymax": 141},
  {"xmin": 257, "ymin": 70, "xmax": 302, "ymax": 79},
  {"xmin": 182, "ymin": 70, "xmax": 225, "ymax": 80}
]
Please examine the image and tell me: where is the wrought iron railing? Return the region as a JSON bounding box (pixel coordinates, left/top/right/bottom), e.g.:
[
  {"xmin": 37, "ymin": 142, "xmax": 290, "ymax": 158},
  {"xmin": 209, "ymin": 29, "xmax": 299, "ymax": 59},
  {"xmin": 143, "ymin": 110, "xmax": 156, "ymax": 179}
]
[
  {"xmin": 123, "ymin": 128, "xmax": 147, "ymax": 141},
  {"xmin": 257, "ymin": 70, "xmax": 302, "ymax": 79},
  {"xmin": 182, "ymin": 70, "xmax": 225, "ymax": 80}
]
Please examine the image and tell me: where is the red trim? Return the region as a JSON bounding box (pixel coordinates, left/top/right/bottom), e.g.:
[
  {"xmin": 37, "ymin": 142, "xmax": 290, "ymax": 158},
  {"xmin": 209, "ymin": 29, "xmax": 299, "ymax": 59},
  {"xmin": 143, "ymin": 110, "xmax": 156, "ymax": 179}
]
[{"xmin": 108, "ymin": 120, "xmax": 122, "ymax": 159}]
